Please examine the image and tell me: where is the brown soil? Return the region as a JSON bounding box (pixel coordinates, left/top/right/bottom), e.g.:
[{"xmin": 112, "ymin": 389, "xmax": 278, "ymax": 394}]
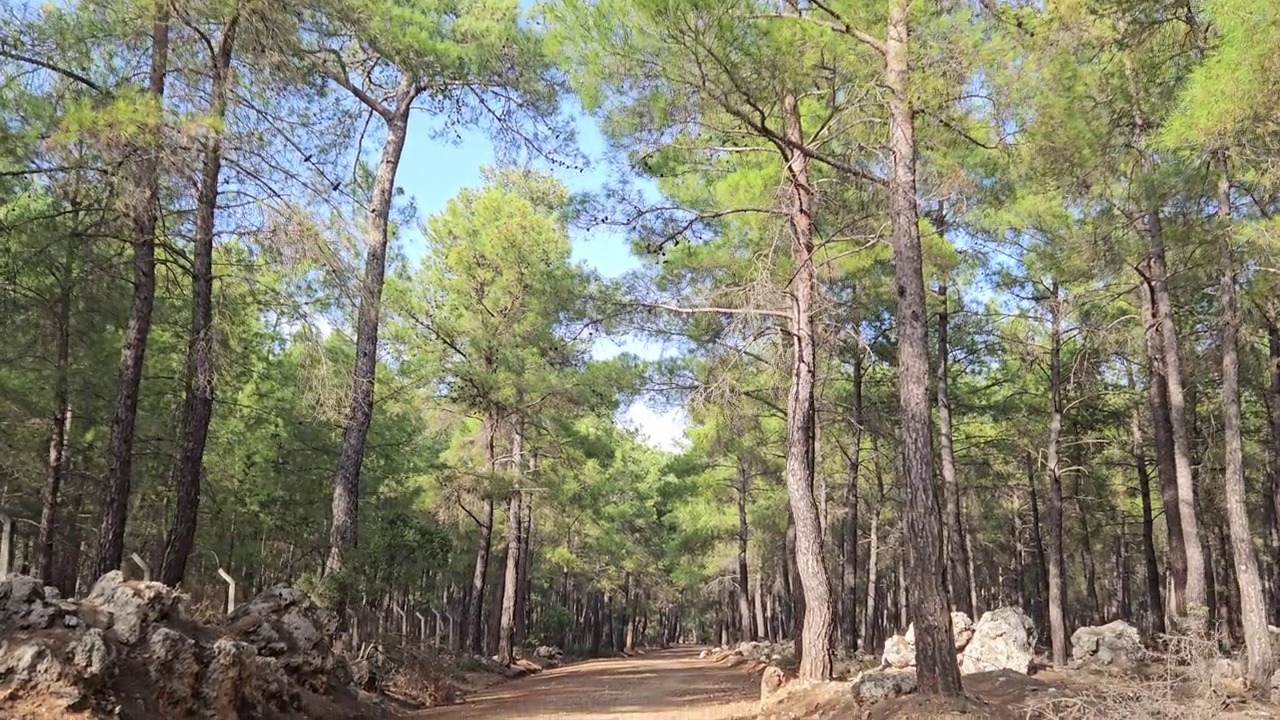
[{"xmin": 411, "ymin": 646, "xmax": 764, "ymax": 719}]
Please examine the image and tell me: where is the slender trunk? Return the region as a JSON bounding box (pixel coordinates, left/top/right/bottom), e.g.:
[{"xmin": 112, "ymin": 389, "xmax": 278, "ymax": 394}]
[
  {"xmin": 1129, "ymin": 372, "xmax": 1165, "ymax": 634},
  {"xmin": 886, "ymin": 0, "xmax": 960, "ymax": 694},
  {"xmin": 1268, "ymin": 303, "xmax": 1280, "ymax": 626},
  {"xmin": 1074, "ymin": 471, "xmax": 1100, "ymax": 625},
  {"xmin": 497, "ymin": 423, "xmax": 524, "ymax": 666},
  {"xmin": 95, "ymin": 10, "xmax": 169, "ymax": 579},
  {"xmin": 754, "ymin": 565, "xmax": 766, "ymax": 641},
  {"xmin": 1140, "ymin": 276, "xmax": 1187, "ymax": 616},
  {"xmin": 1215, "ymin": 166, "xmax": 1274, "ymax": 685},
  {"xmin": 516, "ymin": 493, "xmax": 532, "ymax": 647},
  {"xmin": 935, "ymin": 281, "xmax": 972, "ymax": 616},
  {"xmin": 1027, "ymin": 452, "xmax": 1050, "ymax": 638},
  {"xmin": 842, "ymin": 365, "xmax": 863, "ymax": 649},
  {"xmin": 464, "ymin": 446, "xmax": 495, "ymax": 653},
  {"xmin": 736, "ymin": 462, "xmax": 754, "ymax": 642},
  {"xmin": 779, "ymin": 30, "xmax": 832, "ymax": 680},
  {"xmin": 159, "ymin": 14, "xmax": 238, "ymax": 587},
  {"xmin": 1045, "ymin": 283, "xmax": 1068, "ymax": 667},
  {"xmin": 1126, "ymin": 57, "xmax": 1206, "ymax": 631},
  {"xmin": 38, "ymin": 239, "xmax": 74, "ymax": 585},
  {"xmin": 326, "ymin": 85, "xmax": 416, "ymax": 575},
  {"xmin": 862, "ymin": 434, "xmax": 883, "ymax": 652}
]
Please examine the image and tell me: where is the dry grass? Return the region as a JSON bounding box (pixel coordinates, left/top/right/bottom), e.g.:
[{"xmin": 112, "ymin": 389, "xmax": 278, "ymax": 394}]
[{"xmin": 1024, "ymin": 633, "xmax": 1257, "ymax": 720}]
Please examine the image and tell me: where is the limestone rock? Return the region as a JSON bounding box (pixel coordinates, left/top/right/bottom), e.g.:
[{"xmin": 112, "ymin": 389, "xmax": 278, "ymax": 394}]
[
  {"xmin": 224, "ymin": 585, "xmax": 349, "ymax": 693},
  {"xmin": 904, "ymin": 611, "xmax": 976, "ymax": 653},
  {"xmin": 760, "ymin": 665, "xmax": 791, "ymax": 701},
  {"xmin": 851, "ymin": 668, "xmax": 917, "ymax": 699},
  {"xmin": 1070, "ymin": 620, "xmax": 1143, "ymax": 668},
  {"xmin": 881, "ymin": 634, "xmax": 914, "ymax": 669},
  {"xmin": 0, "ymin": 574, "xmax": 367, "ymax": 718},
  {"xmin": 533, "ymin": 645, "xmax": 563, "ymax": 660},
  {"xmin": 84, "ymin": 570, "xmax": 186, "ymax": 645},
  {"xmin": 959, "ymin": 607, "xmax": 1036, "ymax": 675}
]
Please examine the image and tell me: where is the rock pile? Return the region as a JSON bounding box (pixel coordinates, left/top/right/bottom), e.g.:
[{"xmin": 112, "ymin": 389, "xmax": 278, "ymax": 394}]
[
  {"xmin": 0, "ymin": 572, "xmax": 375, "ymax": 719},
  {"xmin": 879, "ymin": 607, "xmax": 1037, "ymax": 676},
  {"xmin": 1070, "ymin": 620, "xmax": 1144, "ymax": 668}
]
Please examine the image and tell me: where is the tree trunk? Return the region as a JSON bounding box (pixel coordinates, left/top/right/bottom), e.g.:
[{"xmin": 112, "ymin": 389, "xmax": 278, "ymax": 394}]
[
  {"xmin": 159, "ymin": 14, "xmax": 238, "ymax": 587},
  {"xmin": 1044, "ymin": 283, "xmax": 1068, "ymax": 667},
  {"xmin": 95, "ymin": 10, "xmax": 169, "ymax": 580},
  {"xmin": 779, "ymin": 33, "xmax": 833, "ymax": 680},
  {"xmin": 840, "ymin": 341, "xmax": 864, "ymax": 650},
  {"xmin": 465, "ymin": 497, "xmax": 494, "ymax": 655},
  {"xmin": 754, "ymin": 566, "xmax": 766, "ymax": 642},
  {"xmin": 935, "ymin": 281, "xmax": 972, "ymax": 617},
  {"xmin": 326, "ymin": 85, "xmax": 415, "ymax": 575},
  {"xmin": 862, "ymin": 433, "xmax": 883, "ymax": 652},
  {"xmin": 1268, "ymin": 302, "xmax": 1280, "ymax": 625},
  {"xmin": 38, "ymin": 236, "xmax": 74, "ymax": 585},
  {"xmin": 1215, "ymin": 166, "xmax": 1274, "ymax": 685},
  {"xmin": 1128, "ymin": 374, "xmax": 1165, "ymax": 634},
  {"xmin": 1027, "ymin": 452, "xmax": 1050, "ymax": 641},
  {"xmin": 1139, "ymin": 275, "xmax": 1187, "ymax": 617},
  {"xmin": 1126, "ymin": 57, "xmax": 1206, "ymax": 631},
  {"xmin": 516, "ymin": 493, "xmax": 532, "ymax": 647},
  {"xmin": 736, "ymin": 462, "xmax": 754, "ymax": 643},
  {"xmin": 886, "ymin": 0, "xmax": 960, "ymax": 694},
  {"xmin": 497, "ymin": 422, "xmax": 524, "ymax": 666}
]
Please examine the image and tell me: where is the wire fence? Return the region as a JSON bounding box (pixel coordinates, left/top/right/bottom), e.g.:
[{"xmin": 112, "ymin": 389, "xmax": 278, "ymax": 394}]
[{"xmin": 0, "ymin": 509, "xmax": 461, "ymax": 657}]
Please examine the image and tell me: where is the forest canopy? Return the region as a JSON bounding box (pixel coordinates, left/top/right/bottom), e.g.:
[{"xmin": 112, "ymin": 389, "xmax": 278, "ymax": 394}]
[{"xmin": 1, "ymin": 0, "xmax": 1279, "ymax": 697}]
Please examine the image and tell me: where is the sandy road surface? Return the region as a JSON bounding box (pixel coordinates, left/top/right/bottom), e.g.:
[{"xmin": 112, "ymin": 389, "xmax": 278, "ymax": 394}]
[{"xmin": 412, "ymin": 647, "xmax": 763, "ymax": 720}]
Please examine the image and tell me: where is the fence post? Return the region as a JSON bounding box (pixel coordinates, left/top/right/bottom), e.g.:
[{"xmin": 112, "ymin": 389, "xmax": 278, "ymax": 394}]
[
  {"xmin": 216, "ymin": 568, "xmax": 236, "ymax": 615},
  {"xmin": 347, "ymin": 609, "xmax": 360, "ymax": 651},
  {"xmin": 129, "ymin": 553, "xmax": 151, "ymax": 582},
  {"xmin": 0, "ymin": 513, "xmax": 11, "ymax": 578},
  {"xmin": 394, "ymin": 603, "xmax": 407, "ymax": 638}
]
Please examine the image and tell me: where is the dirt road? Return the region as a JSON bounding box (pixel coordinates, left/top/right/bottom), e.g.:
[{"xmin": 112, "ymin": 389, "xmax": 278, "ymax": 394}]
[{"xmin": 413, "ymin": 647, "xmax": 763, "ymax": 719}]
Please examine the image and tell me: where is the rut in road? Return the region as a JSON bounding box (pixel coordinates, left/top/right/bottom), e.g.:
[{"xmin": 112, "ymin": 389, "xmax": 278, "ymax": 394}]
[{"xmin": 414, "ymin": 646, "xmax": 764, "ymax": 719}]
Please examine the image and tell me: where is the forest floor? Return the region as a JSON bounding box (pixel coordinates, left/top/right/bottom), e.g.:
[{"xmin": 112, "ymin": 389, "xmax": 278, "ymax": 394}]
[{"xmin": 411, "ymin": 646, "xmax": 763, "ymax": 719}]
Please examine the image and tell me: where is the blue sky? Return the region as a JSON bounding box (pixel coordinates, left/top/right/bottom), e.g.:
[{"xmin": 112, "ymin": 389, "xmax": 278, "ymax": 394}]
[{"xmin": 394, "ymin": 108, "xmax": 689, "ymax": 451}]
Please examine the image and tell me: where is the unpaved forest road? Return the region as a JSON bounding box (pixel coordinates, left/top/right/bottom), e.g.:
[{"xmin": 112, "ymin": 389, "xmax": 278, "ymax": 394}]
[{"xmin": 413, "ymin": 647, "xmax": 763, "ymax": 719}]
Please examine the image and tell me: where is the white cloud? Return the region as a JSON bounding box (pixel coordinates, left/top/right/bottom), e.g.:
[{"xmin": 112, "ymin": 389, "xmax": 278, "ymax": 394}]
[{"xmin": 620, "ymin": 402, "xmax": 689, "ymax": 453}]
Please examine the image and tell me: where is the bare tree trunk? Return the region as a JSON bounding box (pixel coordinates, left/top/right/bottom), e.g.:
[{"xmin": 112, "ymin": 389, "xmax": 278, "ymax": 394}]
[
  {"xmin": 1044, "ymin": 283, "xmax": 1068, "ymax": 667},
  {"xmin": 1215, "ymin": 166, "xmax": 1274, "ymax": 685},
  {"xmin": 736, "ymin": 462, "xmax": 754, "ymax": 642},
  {"xmin": 38, "ymin": 235, "xmax": 75, "ymax": 585},
  {"xmin": 754, "ymin": 566, "xmax": 766, "ymax": 642},
  {"xmin": 886, "ymin": 0, "xmax": 959, "ymax": 694},
  {"xmin": 779, "ymin": 25, "xmax": 832, "ymax": 679},
  {"xmin": 1267, "ymin": 302, "xmax": 1280, "ymax": 625},
  {"xmin": 159, "ymin": 14, "xmax": 238, "ymax": 587},
  {"xmin": 1127, "ymin": 57, "xmax": 1206, "ymax": 631},
  {"xmin": 1140, "ymin": 276, "xmax": 1187, "ymax": 616},
  {"xmin": 497, "ymin": 423, "xmax": 524, "ymax": 666},
  {"xmin": 862, "ymin": 433, "xmax": 883, "ymax": 653},
  {"xmin": 1128, "ymin": 372, "xmax": 1165, "ymax": 634},
  {"xmin": 95, "ymin": 10, "xmax": 169, "ymax": 579},
  {"xmin": 326, "ymin": 84, "xmax": 416, "ymax": 575},
  {"xmin": 841, "ymin": 375, "xmax": 862, "ymax": 650},
  {"xmin": 935, "ymin": 280, "xmax": 972, "ymax": 616},
  {"xmin": 516, "ymin": 493, "xmax": 532, "ymax": 647},
  {"xmin": 463, "ymin": 412, "xmax": 498, "ymax": 654},
  {"xmin": 1027, "ymin": 454, "xmax": 1051, "ymax": 641}
]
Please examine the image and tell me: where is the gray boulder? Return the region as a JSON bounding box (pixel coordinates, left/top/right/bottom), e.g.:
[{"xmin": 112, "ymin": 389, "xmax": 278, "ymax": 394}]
[
  {"xmin": 1070, "ymin": 620, "xmax": 1143, "ymax": 667},
  {"xmin": 959, "ymin": 607, "xmax": 1036, "ymax": 675},
  {"xmin": 851, "ymin": 668, "xmax": 917, "ymax": 699}
]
